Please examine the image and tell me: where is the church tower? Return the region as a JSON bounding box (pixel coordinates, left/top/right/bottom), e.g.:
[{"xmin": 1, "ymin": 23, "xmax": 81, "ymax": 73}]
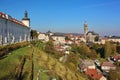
[
  {"xmin": 84, "ymin": 21, "xmax": 88, "ymax": 39},
  {"xmin": 22, "ymin": 11, "xmax": 30, "ymax": 27}
]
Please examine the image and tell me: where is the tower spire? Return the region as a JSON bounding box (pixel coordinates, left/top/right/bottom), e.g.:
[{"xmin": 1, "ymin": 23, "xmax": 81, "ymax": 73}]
[
  {"xmin": 23, "ymin": 10, "xmax": 29, "ymax": 20},
  {"xmin": 24, "ymin": 10, "xmax": 28, "ymax": 18},
  {"xmin": 84, "ymin": 21, "xmax": 88, "ymax": 40},
  {"xmin": 22, "ymin": 10, "xmax": 30, "ymax": 27}
]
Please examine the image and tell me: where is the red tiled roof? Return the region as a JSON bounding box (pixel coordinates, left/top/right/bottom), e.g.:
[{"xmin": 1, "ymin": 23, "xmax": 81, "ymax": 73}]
[
  {"xmin": 114, "ymin": 56, "xmax": 119, "ymax": 60},
  {"xmin": 55, "ymin": 46, "xmax": 62, "ymax": 49},
  {"xmin": 86, "ymin": 69, "xmax": 102, "ymax": 80},
  {"xmin": 0, "ymin": 12, "xmax": 29, "ymax": 28}
]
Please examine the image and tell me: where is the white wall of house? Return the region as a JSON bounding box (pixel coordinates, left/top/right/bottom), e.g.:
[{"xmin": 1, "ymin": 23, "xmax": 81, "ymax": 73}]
[
  {"xmin": 38, "ymin": 33, "xmax": 49, "ymax": 42},
  {"xmin": 52, "ymin": 36, "xmax": 65, "ymax": 45},
  {"xmin": 100, "ymin": 39, "xmax": 106, "ymax": 44},
  {"xmin": 108, "ymin": 38, "xmax": 120, "ymax": 43},
  {"xmin": 87, "ymin": 33, "xmax": 97, "ymax": 43},
  {"xmin": 88, "ymin": 66, "xmax": 96, "ymax": 69},
  {"xmin": 80, "ymin": 37, "xmax": 86, "ymax": 42},
  {"xmin": 101, "ymin": 66, "xmax": 116, "ymax": 72},
  {"xmin": 100, "ymin": 76, "xmax": 107, "ymax": 80},
  {"xmin": 0, "ymin": 16, "xmax": 30, "ymax": 45}
]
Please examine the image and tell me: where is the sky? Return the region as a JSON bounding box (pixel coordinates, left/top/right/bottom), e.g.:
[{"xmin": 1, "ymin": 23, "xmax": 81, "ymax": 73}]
[{"xmin": 0, "ymin": 0, "xmax": 120, "ymax": 36}]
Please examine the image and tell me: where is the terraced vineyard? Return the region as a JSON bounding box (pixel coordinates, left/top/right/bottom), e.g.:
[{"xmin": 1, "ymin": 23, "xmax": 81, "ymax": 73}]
[{"xmin": 0, "ymin": 42, "xmax": 86, "ymax": 80}]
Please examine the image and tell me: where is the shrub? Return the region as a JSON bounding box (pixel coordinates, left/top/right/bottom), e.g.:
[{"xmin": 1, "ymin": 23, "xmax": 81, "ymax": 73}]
[{"xmin": 0, "ymin": 42, "xmax": 29, "ymax": 58}]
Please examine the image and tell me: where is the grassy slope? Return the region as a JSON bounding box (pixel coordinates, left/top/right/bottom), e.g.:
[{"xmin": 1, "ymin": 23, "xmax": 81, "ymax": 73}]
[
  {"xmin": 33, "ymin": 46, "xmax": 85, "ymax": 80},
  {"xmin": 0, "ymin": 46, "xmax": 32, "ymax": 80},
  {"xmin": 0, "ymin": 45, "xmax": 85, "ymax": 80}
]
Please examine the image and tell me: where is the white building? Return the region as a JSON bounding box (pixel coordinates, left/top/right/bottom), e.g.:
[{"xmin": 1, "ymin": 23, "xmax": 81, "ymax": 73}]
[
  {"xmin": 0, "ymin": 11, "xmax": 30, "ymax": 45},
  {"xmin": 38, "ymin": 33, "xmax": 49, "ymax": 42},
  {"xmin": 80, "ymin": 60, "xmax": 96, "ymax": 72},
  {"xmin": 52, "ymin": 35, "xmax": 65, "ymax": 45},
  {"xmin": 86, "ymin": 31, "xmax": 99, "ymax": 43},
  {"xmin": 108, "ymin": 38, "xmax": 120, "ymax": 43},
  {"xmin": 101, "ymin": 62, "xmax": 116, "ymax": 72}
]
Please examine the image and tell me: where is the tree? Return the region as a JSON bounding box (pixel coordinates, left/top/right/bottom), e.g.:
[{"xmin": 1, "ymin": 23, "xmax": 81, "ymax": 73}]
[
  {"xmin": 65, "ymin": 36, "xmax": 71, "ymax": 40},
  {"xmin": 67, "ymin": 53, "xmax": 79, "ymax": 67},
  {"xmin": 71, "ymin": 43, "xmax": 97, "ymax": 59},
  {"xmin": 78, "ymin": 43, "xmax": 91, "ymax": 58},
  {"xmin": 104, "ymin": 41, "xmax": 112, "ymax": 58},
  {"xmin": 109, "ymin": 69, "xmax": 120, "ymax": 80},
  {"xmin": 44, "ymin": 41, "xmax": 56, "ymax": 54},
  {"xmin": 71, "ymin": 43, "xmax": 79, "ymax": 54},
  {"xmin": 30, "ymin": 30, "xmax": 38, "ymax": 40},
  {"xmin": 104, "ymin": 41, "xmax": 116, "ymax": 58},
  {"xmin": 94, "ymin": 36, "xmax": 99, "ymax": 42},
  {"xmin": 117, "ymin": 45, "xmax": 120, "ymax": 54}
]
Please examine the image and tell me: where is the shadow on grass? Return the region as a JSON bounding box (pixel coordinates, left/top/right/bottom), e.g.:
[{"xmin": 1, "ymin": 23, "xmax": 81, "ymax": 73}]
[{"xmin": 0, "ymin": 55, "xmax": 8, "ymax": 60}]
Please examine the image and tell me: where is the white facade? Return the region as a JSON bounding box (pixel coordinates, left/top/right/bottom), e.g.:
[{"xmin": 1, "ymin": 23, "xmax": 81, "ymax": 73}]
[
  {"xmin": 100, "ymin": 76, "xmax": 107, "ymax": 80},
  {"xmin": 0, "ymin": 12, "xmax": 30, "ymax": 45},
  {"xmin": 100, "ymin": 39, "xmax": 106, "ymax": 44},
  {"xmin": 38, "ymin": 33, "xmax": 49, "ymax": 42},
  {"xmin": 84, "ymin": 21, "xmax": 88, "ymax": 40},
  {"xmin": 79, "ymin": 37, "xmax": 86, "ymax": 43},
  {"xmin": 52, "ymin": 35, "xmax": 65, "ymax": 45},
  {"xmin": 101, "ymin": 62, "xmax": 116, "ymax": 72},
  {"xmin": 108, "ymin": 38, "xmax": 120, "ymax": 43},
  {"xmin": 86, "ymin": 31, "xmax": 99, "ymax": 43},
  {"xmin": 82, "ymin": 60, "xmax": 96, "ymax": 71},
  {"xmin": 22, "ymin": 20, "xmax": 30, "ymax": 27}
]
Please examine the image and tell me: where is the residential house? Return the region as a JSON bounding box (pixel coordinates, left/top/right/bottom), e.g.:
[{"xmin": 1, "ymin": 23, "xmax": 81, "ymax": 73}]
[
  {"xmin": 38, "ymin": 33, "xmax": 49, "ymax": 42},
  {"xmin": 55, "ymin": 45, "xmax": 64, "ymax": 52},
  {"xmin": 114, "ymin": 55, "xmax": 120, "ymax": 62},
  {"xmin": 52, "ymin": 35, "xmax": 65, "ymax": 45},
  {"xmin": 101, "ymin": 36, "xmax": 120, "ymax": 44},
  {"xmin": 108, "ymin": 37, "xmax": 120, "ymax": 43},
  {"xmin": 101, "ymin": 62, "xmax": 116, "ymax": 72},
  {"xmin": 65, "ymin": 40, "xmax": 73, "ymax": 45},
  {"xmin": 79, "ymin": 36, "xmax": 86, "ymax": 43},
  {"xmin": 100, "ymin": 38, "xmax": 107, "ymax": 44},
  {"xmin": 86, "ymin": 69, "xmax": 107, "ymax": 80},
  {"xmin": 79, "ymin": 60, "xmax": 96, "ymax": 72}
]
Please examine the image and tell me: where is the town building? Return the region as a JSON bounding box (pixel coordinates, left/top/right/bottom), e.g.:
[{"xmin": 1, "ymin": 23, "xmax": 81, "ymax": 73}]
[
  {"xmin": 107, "ymin": 36, "xmax": 120, "ymax": 43},
  {"xmin": 79, "ymin": 60, "xmax": 96, "ymax": 72},
  {"xmin": 86, "ymin": 31, "xmax": 99, "ymax": 43},
  {"xmin": 99, "ymin": 36, "xmax": 120, "ymax": 44},
  {"xmin": 86, "ymin": 69, "xmax": 107, "ymax": 80},
  {"xmin": 0, "ymin": 11, "xmax": 30, "ymax": 45},
  {"xmin": 52, "ymin": 35, "xmax": 65, "ymax": 45},
  {"xmin": 84, "ymin": 21, "xmax": 88, "ymax": 40},
  {"xmin": 38, "ymin": 32, "xmax": 49, "ymax": 42},
  {"xmin": 83, "ymin": 21, "xmax": 99, "ymax": 43},
  {"xmin": 101, "ymin": 62, "xmax": 116, "ymax": 72}
]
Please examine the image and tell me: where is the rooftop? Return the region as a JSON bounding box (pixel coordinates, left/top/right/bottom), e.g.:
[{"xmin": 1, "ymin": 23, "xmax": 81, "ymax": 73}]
[
  {"xmin": 87, "ymin": 31, "xmax": 99, "ymax": 35},
  {"xmin": 86, "ymin": 69, "xmax": 103, "ymax": 80},
  {"xmin": 0, "ymin": 12, "xmax": 29, "ymax": 28},
  {"xmin": 102, "ymin": 62, "xmax": 116, "ymax": 67}
]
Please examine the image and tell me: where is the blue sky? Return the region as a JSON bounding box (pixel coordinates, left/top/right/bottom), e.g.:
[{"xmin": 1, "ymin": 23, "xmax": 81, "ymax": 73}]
[{"xmin": 1, "ymin": 0, "xmax": 120, "ymax": 36}]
